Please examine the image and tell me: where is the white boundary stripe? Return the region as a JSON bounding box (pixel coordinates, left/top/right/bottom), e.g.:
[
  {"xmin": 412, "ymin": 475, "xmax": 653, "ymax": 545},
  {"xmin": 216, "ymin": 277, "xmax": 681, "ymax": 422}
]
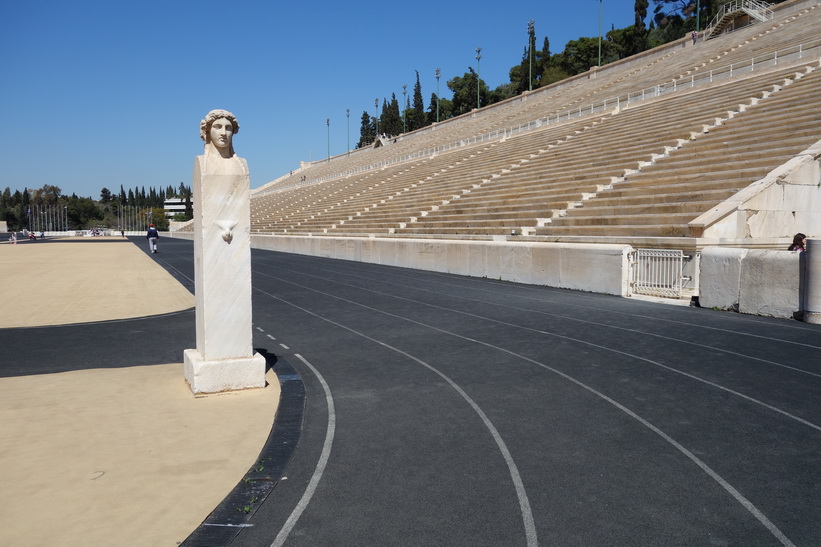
[
  {"xmin": 350, "ymin": 326, "xmax": 539, "ymax": 546},
  {"xmin": 299, "ymin": 259, "xmax": 821, "ymax": 374},
  {"xmin": 255, "ymin": 274, "xmax": 796, "ymax": 546},
  {"xmin": 271, "ymin": 354, "xmax": 336, "ymax": 547},
  {"xmin": 515, "ymin": 351, "xmax": 797, "ymax": 547},
  {"xmin": 255, "ymin": 287, "xmax": 538, "ymax": 546},
  {"xmin": 262, "ymin": 267, "xmax": 821, "ymax": 432},
  {"xmin": 308, "ymin": 256, "xmax": 821, "ymax": 348}
]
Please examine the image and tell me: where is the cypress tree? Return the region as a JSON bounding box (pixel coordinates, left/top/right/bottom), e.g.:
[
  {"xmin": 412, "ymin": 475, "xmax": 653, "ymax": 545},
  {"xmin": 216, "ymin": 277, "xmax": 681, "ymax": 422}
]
[
  {"xmin": 380, "ymin": 95, "xmax": 401, "ymax": 137},
  {"xmin": 390, "ymin": 94, "xmax": 402, "ymax": 136},
  {"xmin": 357, "ymin": 110, "xmax": 375, "ymax": 147},
  {"xmin": 409, "ymin": 70, "xmax": 426, "ymax": 131},
  {"xmin": 633, "ymin": 0, "xmax": 649, "ymax": 55},
  {"xmin": 378, "ymin": 99, "xmax": 389, "ymax": 137}
]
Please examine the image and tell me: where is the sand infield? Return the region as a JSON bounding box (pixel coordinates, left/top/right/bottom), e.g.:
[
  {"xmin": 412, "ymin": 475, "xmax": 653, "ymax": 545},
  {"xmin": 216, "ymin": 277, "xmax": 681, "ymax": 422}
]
[{"xmin": 0, "ymin": 238, "xmax": 280, "ymax": 546}]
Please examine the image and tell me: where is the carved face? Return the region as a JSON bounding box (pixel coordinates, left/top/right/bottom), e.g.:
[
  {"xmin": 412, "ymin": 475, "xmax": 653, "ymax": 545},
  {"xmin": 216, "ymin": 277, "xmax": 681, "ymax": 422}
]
[{"xmin": 209, "ymin": 118, "xmax": 234, "ymax": 150}]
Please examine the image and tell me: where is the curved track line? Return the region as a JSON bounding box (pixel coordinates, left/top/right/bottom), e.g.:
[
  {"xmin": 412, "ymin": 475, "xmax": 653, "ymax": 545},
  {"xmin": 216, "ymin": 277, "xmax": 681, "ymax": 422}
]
[
  {"xmin": 271, "ymin": 354, "xmax": 336, "ymax": 547},
  {"xmin": 270, "ymin": 260, "xmax": 821, "ymax": 378},
  {"xmin": 255, "ymin": 273, "xmax": 796, "ymax": 546},
  {"xmin": 254, "ymin": 288, "xmax": 538, "ymax": 547},
  {"xmin": 288, "ymin": 255, "xmax": 821, "ymax": 345},
  {"xmin": 255, "ymin": 269, "xmax": 821, "ymax": 433}
]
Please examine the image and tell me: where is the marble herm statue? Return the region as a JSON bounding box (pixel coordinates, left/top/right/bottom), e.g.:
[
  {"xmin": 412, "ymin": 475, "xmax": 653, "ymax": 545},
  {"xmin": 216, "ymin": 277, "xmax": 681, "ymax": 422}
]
[{"xmin": 184, "ymin": 109, "xmax": 266, "ymax": 393}]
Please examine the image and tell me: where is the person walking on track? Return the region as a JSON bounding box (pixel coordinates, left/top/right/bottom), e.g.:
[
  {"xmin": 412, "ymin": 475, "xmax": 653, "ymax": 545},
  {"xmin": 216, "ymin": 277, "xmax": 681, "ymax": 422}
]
[{"xmin": 146, "ymin": 224, "xmax": 159, "ymax": 254}]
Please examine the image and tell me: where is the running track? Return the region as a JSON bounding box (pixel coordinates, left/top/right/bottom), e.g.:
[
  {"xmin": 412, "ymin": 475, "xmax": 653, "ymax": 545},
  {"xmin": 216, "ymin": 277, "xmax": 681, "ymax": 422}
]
[{"xmin": 11, "ymin": 237, "xmax": 821, "ymax": 546}]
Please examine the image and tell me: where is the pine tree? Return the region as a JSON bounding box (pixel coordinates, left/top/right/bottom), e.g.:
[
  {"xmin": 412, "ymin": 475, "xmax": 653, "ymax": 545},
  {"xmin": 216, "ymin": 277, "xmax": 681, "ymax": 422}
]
[
  {"xmin": 357, "ymin": 110, "xmax": 375, "ymax": 148},
  {"xmin": 448, "ymin": 69, "xmax": 488, "ymax": 117}
]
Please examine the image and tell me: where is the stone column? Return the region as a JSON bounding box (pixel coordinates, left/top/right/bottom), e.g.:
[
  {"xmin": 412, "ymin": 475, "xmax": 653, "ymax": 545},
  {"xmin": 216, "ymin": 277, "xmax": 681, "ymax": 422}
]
[
  {"xmin": 183, "ymin": 154, "xmax": 266, "ymax": 393},
  {"xmin": 804, "ymin": 239, "xmax": 821, "ymax": 324}
]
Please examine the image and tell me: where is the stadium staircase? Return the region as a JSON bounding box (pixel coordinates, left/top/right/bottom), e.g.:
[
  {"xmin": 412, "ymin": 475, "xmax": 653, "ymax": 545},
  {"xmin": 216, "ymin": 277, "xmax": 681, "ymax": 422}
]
[{"xmin": 706, "ymin": 0, "xmax": 775, "ymax": 40}]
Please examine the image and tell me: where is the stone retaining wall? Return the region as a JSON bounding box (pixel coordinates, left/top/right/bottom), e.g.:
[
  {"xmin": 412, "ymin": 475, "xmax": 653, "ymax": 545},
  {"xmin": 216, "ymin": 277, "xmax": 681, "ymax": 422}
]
[
  {"xmin": 170, "ymin": 232, "xmax": 813, "ymax": 318},
  {"xmin": 249, "ymin": 235, "xmax": 633, "ymax": 296},
  {"xmin": 699, "ymin": 247, "xmax": 804, "ymax": 318}
]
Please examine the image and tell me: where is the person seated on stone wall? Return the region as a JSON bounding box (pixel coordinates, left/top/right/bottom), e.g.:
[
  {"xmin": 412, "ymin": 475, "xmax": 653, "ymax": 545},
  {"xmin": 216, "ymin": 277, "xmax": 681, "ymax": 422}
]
[{"xmin": 788, "ymin": 233, "xmax": 806, "ymax": 252}]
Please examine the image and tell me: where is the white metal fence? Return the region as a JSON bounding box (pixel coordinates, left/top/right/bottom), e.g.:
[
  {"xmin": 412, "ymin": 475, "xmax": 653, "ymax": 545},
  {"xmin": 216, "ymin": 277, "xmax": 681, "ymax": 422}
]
[{"xmin": 632, "ymin": 249, "xmax": 691, "ymax": 298}]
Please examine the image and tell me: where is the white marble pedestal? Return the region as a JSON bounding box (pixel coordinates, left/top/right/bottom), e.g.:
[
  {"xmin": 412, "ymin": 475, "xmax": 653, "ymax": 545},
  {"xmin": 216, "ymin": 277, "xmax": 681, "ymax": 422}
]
[
  {"xmin": 184, "ymin": 349, "xmax": 266, "ymax": 394},
  {"xmin": 183, "ymin": 154, "xmax": 266, "ymax": 394}
]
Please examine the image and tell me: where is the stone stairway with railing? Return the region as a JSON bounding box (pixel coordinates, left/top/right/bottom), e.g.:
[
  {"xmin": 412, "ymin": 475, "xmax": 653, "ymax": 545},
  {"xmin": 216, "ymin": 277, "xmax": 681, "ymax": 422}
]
[{"xmin": 707, "ymin": 0, "xmax": 775, "ymax": 39}]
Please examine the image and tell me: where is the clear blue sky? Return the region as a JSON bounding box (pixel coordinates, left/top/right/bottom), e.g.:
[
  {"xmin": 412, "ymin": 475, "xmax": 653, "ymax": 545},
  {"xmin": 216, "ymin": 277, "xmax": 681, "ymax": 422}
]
[{"xmin": 2, "ymin": 0, "xmax": 641, "ymax": 199}]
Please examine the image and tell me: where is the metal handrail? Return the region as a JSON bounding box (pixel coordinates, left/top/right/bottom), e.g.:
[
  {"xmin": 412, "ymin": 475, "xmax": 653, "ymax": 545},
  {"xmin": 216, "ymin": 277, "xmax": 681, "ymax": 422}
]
[{"xmin": 705, "ymin": 0, "xmax": 774, "ymax": 38}]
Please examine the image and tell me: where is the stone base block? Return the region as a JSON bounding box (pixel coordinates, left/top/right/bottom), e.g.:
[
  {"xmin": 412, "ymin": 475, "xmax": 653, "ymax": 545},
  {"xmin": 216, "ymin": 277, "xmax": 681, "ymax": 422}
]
[
  {"xmin": 183, "ymin": 348, "xmax": 267, "ymax": 394},
  {"xmin": 805, "ymin": 311, "xmax": 821, "ymax": 325}
]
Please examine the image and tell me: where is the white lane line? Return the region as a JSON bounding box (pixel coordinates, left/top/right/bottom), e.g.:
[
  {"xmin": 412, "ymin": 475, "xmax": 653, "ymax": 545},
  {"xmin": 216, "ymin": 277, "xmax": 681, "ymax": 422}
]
[
  {"xmin": 254, "ymin": 276, "xmax": 795, "ymax": 546},
  {"xmin": 321, "ymin": 258, "xmax": 821, "ymax": 345},
  {"xmin": 267, "ymin": 334, "xmax": 276, "ymax": 340},
  {"xmin": 271, "ymin": 354, "xmax": 336, "ymax": 547},
  {"xmin": 254, "ymin": 286, "xmax": 537, "ymax": 546},
  {"xmin": 279, "ymin": 343, "xmax": 289, "ymax": 350},
  {"xmin": 515, "ymin": 352, "xmax": 797, "ymax": 547},
  {"xmin": 256, "ymin": 268, "xmax": 821, "ymax": 431},
  {"xmin": 275, "ymin": 256, "xmax": 821, "ymax": 354},
  {"xmin": 256, "ymin": 326, "xmax": 265, "ymax": 332}
]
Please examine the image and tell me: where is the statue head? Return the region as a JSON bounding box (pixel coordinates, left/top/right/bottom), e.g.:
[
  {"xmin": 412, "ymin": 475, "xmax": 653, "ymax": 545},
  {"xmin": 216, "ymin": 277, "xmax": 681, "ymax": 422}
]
[{"xmin": 200, "ymin": 109, "xmax": 240, "ymax": 157}]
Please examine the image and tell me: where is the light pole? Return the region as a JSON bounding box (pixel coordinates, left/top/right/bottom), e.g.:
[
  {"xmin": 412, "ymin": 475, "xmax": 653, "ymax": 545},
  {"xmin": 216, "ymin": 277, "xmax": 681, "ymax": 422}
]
[
  {"xmin": 346, "ymin": 108, "xmax": 350, "ymax": 156},
  {"xmin": 598, "ymin": 0, "xmax": 603, "ymax": 67},
  {"xmin": 696, "ymin": 0, "xmax": 701, "ymax": 32},
  {"xmin": 402, "ymin": 84, "xmax": 408, "ymax": 134},
  {"xmin": 528, "ymin": 20, "xmax": 535, "ymax": 91},
  {"xmin": 475, "ymin": 47, "xmax": 482, "ymax": 109},
  {"xmin": 326, "ymin": 118, "xmax": 330, "ymax": 162},
  {"xmin": 435, "ymin": 68, "xmax": 441, "ymax": 123},
  {"xmin": 374, "ymin": 98, "xmax": 379, "ymax": 141}
]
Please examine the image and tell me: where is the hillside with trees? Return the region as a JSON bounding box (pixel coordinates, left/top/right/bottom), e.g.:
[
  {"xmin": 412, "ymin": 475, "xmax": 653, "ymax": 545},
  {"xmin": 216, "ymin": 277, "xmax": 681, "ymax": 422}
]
[{"xmin": 357, "ymin": 0, "xmax": 789, "ymax": 146}]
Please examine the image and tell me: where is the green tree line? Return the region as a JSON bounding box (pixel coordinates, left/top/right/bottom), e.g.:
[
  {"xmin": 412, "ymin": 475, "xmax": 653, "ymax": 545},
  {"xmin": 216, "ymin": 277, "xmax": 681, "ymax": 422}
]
[
  {"xmin": 358, "ymin": 0, "xmax": 786, "ymax": 147},
  {"xmin": 1, "ymin": 183, "xmax": 193, "ymax": 232}
]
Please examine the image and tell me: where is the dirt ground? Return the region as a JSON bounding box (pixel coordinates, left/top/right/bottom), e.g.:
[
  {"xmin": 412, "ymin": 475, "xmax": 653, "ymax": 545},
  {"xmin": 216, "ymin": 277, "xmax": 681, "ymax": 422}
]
[{"xmin": 0, "ymin": 238, "xmax": 280, "ymax": 546}]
